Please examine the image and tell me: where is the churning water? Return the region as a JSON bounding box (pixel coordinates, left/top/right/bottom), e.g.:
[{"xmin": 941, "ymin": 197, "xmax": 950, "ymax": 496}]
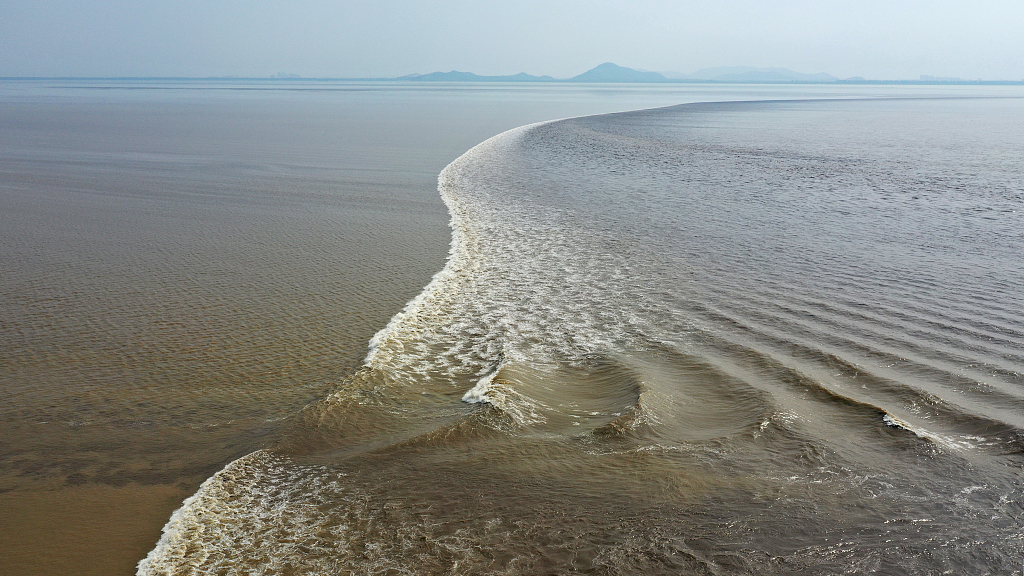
[{"xmin": 137, "ymin": 96, "xmax": 1024, "ymax": 574}]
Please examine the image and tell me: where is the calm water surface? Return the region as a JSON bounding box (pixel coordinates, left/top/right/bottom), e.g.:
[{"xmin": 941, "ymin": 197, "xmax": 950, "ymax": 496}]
[{"xmin": 1, "ymin": 79, "xmax": 1021, "ymax": 574}]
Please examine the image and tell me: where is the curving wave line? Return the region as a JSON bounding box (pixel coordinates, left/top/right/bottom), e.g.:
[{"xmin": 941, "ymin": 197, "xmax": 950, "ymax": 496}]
[{"xmin": 138, "ymin": 98, "xmax": 1024, "ymax": 574}]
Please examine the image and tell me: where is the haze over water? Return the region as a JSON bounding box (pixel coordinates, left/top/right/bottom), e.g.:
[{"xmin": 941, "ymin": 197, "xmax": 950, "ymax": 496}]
[{"xmin": 1, "ymin": 80, "xmax": 1022, "ymax": 574}]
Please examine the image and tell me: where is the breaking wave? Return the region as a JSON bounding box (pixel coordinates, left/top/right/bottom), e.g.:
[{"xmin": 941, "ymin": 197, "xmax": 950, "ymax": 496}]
[{"xmin": 140, "ymin": 97, "xmax": 1024, "ymax": 575}]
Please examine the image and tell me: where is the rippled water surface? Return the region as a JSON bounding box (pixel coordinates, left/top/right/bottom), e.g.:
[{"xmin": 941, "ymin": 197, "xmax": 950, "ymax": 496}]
[{"xmin": 2, "ymin": 80, "xmax": 1022, "ymax": 574}]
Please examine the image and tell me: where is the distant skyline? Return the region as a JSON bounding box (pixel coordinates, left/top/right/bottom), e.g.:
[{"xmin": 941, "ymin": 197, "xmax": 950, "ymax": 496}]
[{"xmin": 2, "ymin": 0, "xmax": 1022, "ymax": 81}]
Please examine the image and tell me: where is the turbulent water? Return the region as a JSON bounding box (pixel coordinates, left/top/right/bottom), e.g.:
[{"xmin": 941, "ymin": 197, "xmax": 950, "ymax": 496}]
[{"xmin": 136, "ymin": 96, "xmax": 1024, "ymax": 574}]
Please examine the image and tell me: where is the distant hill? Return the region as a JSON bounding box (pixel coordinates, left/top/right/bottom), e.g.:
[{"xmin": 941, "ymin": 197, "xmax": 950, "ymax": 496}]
[
  {"xmin": 570, "ymin": 62, "xmax": 667, "ymax": 83},
  {"xmin": 397, "ymin": 63, "xmax": 841, "ymax": 84},
  {"xmin": 402, "ymin": 71, "xmax": 555, "ymax": 82},
  {"xmin": 663, "ymin": 66, "xmax": 839, "ymax": 83}
]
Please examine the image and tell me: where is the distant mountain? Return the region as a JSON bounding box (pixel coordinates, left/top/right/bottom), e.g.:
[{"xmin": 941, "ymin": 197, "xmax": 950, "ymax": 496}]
[
  {"xmin": 663, "ymin": 66, "xmax": 838, "ymax": 83},
  {"xmin": 570, "ymin": 62, "xmax": 667, "ymax": 83},
  {"xmin": 397, "ymin": 63, "xmax": 840, "ymax": 84},
  {"xmin": 402, "ymin": 70, "xmax": 555, "ymax": 82}
]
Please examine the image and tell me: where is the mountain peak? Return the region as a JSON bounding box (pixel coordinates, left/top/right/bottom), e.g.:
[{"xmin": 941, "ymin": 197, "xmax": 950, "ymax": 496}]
[{"xmin": 570, "ymin": 63, "xmax": 667, "ymax": 83}]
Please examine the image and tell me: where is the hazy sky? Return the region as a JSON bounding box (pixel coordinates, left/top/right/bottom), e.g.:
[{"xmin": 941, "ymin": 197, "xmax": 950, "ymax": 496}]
[{"xmin": 2, "ymin": 0, "xmax": 1022, "ymax": 80}]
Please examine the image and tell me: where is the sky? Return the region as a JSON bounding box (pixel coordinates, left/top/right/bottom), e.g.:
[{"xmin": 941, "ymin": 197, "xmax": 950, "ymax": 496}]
[{"xmin": 2, "ymin": 0, "xmax": 1022, "ymax": 80}]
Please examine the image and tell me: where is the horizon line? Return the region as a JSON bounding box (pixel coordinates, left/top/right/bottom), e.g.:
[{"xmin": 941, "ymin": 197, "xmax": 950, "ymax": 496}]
[{"xmin": 4, "ymin": 75, "xmax": 1024, "ymax": 85}]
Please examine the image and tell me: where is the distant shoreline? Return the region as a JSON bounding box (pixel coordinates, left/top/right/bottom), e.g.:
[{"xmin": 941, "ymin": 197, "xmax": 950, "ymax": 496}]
[{"xmin": 3, "ymin": 76, "xmax": 1024, "ymax": 86}]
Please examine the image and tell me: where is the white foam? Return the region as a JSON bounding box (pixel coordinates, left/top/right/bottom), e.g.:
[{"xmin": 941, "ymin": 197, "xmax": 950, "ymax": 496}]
[
  {"xmin": 363, "ymin": 121, "xmax": 547, "ymax": 375},
  {"xmin": 461, "ymin": 365, "xmax": 501, "ymax": 404},
  {"xmin": 883, "ymin": 412, "xmax": 993, "ymax": 453}
]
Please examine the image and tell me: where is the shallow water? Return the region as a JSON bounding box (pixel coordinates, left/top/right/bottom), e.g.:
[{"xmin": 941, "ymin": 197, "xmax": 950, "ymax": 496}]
[{"xmin": 2, "ymin": 80, "xmax": 1022, "ymax": 574}]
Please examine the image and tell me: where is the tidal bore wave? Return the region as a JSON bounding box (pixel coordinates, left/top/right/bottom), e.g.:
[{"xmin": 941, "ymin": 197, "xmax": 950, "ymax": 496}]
[{"xmin": 140, "ymin": 98, "xmax": 1024, "ymax": 575}]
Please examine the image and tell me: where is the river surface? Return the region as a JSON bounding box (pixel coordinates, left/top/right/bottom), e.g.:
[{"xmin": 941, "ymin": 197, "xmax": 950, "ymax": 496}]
[{"xmin": 1, "ymin": 79, "xmax": 1021, "ymax": 574}]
